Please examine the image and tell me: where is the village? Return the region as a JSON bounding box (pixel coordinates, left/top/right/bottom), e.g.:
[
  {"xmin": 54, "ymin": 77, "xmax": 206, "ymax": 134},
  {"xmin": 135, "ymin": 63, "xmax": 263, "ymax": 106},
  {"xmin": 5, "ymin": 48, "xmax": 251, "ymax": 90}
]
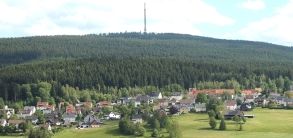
[{"xmin": 1, "ymin": 87, "xmax": 293, "ymax": 135}]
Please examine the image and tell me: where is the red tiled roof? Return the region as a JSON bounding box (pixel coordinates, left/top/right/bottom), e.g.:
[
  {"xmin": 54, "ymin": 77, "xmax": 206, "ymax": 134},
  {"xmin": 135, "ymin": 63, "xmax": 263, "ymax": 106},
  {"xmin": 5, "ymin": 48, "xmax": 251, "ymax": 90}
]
[
  {"xmin": 189, "ymin": 89, "xmax": 235, "ymax": 96},
  {"xmin": 241, "ymin": 90, "xmax": 257, "ymax": 95}
]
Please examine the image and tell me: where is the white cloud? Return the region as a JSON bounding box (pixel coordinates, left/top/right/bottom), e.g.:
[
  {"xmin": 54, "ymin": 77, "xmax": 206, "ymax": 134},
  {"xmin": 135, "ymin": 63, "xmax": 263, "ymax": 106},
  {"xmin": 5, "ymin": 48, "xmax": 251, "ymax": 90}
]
[
  {"xmin": 0, "ymin": 0, "xmax": 234, "ymax": 37},
  {"xmin": 239, "ymin": 0, "xmax": 293, "ymax": 46},
  {"xmin": 241, "ymin": 0, "xmax": 265, "ymax": 11}
]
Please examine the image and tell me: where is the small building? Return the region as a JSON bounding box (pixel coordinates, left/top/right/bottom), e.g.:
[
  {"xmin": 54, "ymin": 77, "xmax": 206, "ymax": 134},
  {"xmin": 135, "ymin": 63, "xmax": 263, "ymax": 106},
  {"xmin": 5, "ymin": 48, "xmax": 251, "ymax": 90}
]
[
  {"xmin": 17, "ymin": 109, "xmax": 34, "ymax": 119},
  {"xmin": 36, "ymin": 102, "xmax": 55, "ymax": 114},
  {"xmin": 7, "ymin": 120, "xmax": 25, "ymax": 129},
  {"xmin": 0, "ymin": 105, "xmax": 15, "ymax": 119},
  {"xmin": 147, "ymin": 92, "xmax": 163, "ymax": 100},
  {"xmin": 194, "ymin": 103, "xmax": 206, "ymax": 112},
  {"xmin": 116, "ymin": 97, "xmax": 133, "ymax": 105},
  {"xmin": 25, "ymin": 115, "xmax": 38, "ymax": 124},
  {"xmin": 131, "ymin": 114, "xmax": 143, "ymax": 124},
  {"xmin": 76, "ymin": 102, "xmax": 93, "ymax": 109},
  {"xmin": 225, "ymin": 100, "xmax": 237, "ymax": 111},
  {"xmin": 83, "ymin": 114, "xmax": 102, "ymax": 128},
  {"xmin": 66, "ymin": 104, "xmax": 76, "ymax": 114},
  {"xmin": 169, "ymin": 92, "xmax": 183, "ymax": 101},
  {"xmin": 135, "ymin": 95, "xmax": 153, "ymax": 107},
  {"xmin": 97, "ymin": 101, "xmax": 112, "ymax": 109},
  {"xmin": 240, "ymin": 103, "xmax": 252, "ymax": 111},
  {"xmin": 108, "ymin": 112, "xmax": 120, "ymax": 120},
  {"xmin": 0, "ymin": 119, "xmax": 7, "ymax": 127},
  {"xmin": 245, "ymin": 95, "xmax": 255, "ymax": 103},
  {"xmin": 63, "ymin": 113, "xmax": 77, "ymax": 125}
]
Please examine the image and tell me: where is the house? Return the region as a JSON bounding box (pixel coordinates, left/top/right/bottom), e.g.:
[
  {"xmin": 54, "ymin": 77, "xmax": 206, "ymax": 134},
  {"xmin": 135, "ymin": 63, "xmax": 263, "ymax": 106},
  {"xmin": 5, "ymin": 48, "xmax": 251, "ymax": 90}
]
[
  {"xmin": 97, "ymin": 101, "xmax": 112, "ymax": 109},
  {"xmin": 225, "ymin": 100, "xmax": 237, "ymax": 111},
  {"xmin": 36, "ymin": 102, "xmax": 55, "ymax": 114},
  {"xmin": 84, "ymin": 114, "xmax": 98, "ymax": 124},
  {"xmin": 131, "ymin": 114, "xmax": 143, "ymax": 124},
  {"xmin": 24, "ymin": 106, "xmax": 36, "ymax": 114},
  {"xmin": 0, "ymin": 119, "xmax": 7, "ymax": 126},
  {"xmin": 63, "ymin": 113, "xmax": 76, "ymax": 125},
  {"xmin": 45, "ymin": 112, "xmax": 62, "ymax": 126},
  {"xmin": 169, "ymin": 92, "xmax": 183, "ymax": 101},
  {"xmin": 135, "ymin": 95, "xmax": 153, "ymax": 107},
  {"xmin": 285, "ymin": 98, "xmax": 293, "ymax": 108},
  {"xmin": 179, "ymin": 98, "xmax": 195, "ymax": 112},
  {"xmin": 17, "ymin": 109, "xmax": 34, "ymax": 119},
  {"xmin": 75, "ymin": 102, "xmax": 93, "ymax": 109},
  {"xmin": 25, "ymin": 115, "xmax": 38, "ymax": 124},
  {"xmin": 108, "ymin": 112, "xmax": 120, "ymax": 120},
  {"xmin": 66, "ymin": 104, "xmax": 76, "ymax": 114},
  {"xmin": 83, "ymin": 114, "xmax": 102, "ymax": 127},
  {"xmin": 194, "ymin": 103, "xmax": 206, "ymax": 112},
  {"xmin": 241, "ymin": 89, "xmax": 260, "ymax": 99},
  {"xmin": 116, "ymin": 97, "xmax": 133, "ymax": 105},
  {"xmin": 245, "ymin": 95, "xmax": 255, "ymax": 103},
  {"xmin": 240, "ymin": 103, "xmax": 252, "ymax": 111},
  {"xmin": 190, "ymin": 89, "xmax": 235, "ymax": 99},
  {"xmin": 36, "ymin": 102, "xmax": 49, "ymax": 110},
  {"xmin": 153, "ymin": 98, "xmax": 169, "ymax": 110},
  {"xmin": 224, "ymin": 110, "xmax": 244, "ymax": 119},
  {"xmin": 147, "ymin": 92, "xmax": 163, "ymax": 100},
  {"xmin": 7, "ymin": 120, "xmax": 25, "ymax": 129},
  {"xmin": 0, "ymin": 105, "xmax": 15, "ymax": 119}
]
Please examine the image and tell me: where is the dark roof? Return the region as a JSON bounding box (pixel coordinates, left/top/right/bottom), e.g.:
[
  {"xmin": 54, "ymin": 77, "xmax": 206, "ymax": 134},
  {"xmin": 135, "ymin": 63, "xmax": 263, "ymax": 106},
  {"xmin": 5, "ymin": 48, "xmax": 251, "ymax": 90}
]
[
  {"xmin": 131, "ymin": 114, "xmax": 142, "ymax": 120},
  {"xmin": 225, "ymin": 110, "xmax": 244, "ymax": 116},
  {"xmin": 136, "ymin": 95, "xmax": 150, "ymax": 102},
  {"xmin": 147, "ymin": 92, "xmax": 160, "ymax": 97},
  {"xmin": 25, "ymin": 115, "xmax": 38, "ymax": 120},
  {"xmin": 225, "ymin": 100, "xmax": 237, "ymax": 106},
  {"xmin": 8, "ymin": 120, "xmax": 25, "ymax": 125}
]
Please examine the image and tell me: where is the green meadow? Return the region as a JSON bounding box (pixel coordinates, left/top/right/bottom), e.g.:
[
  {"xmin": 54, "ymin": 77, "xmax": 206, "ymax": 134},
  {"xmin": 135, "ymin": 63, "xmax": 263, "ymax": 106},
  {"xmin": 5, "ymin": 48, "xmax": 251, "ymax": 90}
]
[{"xmin": 52, "ymin": 108, "xmax": 293, "ymax": 138}]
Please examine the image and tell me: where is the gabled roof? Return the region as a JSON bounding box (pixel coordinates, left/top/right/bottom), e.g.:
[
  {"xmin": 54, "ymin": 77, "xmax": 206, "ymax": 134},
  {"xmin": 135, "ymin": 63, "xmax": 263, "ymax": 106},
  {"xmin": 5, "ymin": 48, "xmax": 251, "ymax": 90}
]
[
  {"xmin": 241, "ymin": 89, "xmax": 258, "ymax": 95},
  {"xmin": 24, "ymin": 106, "xmax": 35, "ymax": 111},
  {"xmin": 131, "ymin": 114, "xmax": 142, "ymax": 120},
  {"xmin": 195, "ymin": 103, "xmax": 206, "ymax": 108},
  {"xmin": 63, "ymin": 113, "xmax": 76, "ymax": 118},
  {"xmin": 179, "ymin": 98, "xmax": 194, "ymax": 105},
  {"xmin": 8, "ymin": 120, "xmax": 25, "ymax": 125},
  {"xmin": 190, "ymin": 89, "xmax": 235, "ymax": 96},
  {"xmin": 225, "ymin": 100, "xmax": 237, "ymax": 106},
  {"xmin": 135, "ymin": 95, "xmax": 150, "ymax": 102}
]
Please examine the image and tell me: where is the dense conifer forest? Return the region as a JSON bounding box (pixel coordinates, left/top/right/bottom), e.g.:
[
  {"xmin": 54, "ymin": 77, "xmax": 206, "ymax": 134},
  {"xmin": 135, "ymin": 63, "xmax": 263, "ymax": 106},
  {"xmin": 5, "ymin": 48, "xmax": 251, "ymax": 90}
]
[{"xmin": 0, "ymin": 32, "xmax": 293, "ymax": 103}]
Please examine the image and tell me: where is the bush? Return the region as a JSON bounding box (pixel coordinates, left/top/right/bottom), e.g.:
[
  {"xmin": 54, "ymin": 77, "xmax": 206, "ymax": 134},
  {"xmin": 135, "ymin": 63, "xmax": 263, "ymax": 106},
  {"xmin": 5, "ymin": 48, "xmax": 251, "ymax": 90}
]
[
  {"xmin": 151, "ymin": 129, "xmax": 159, "ymax": 138},
  {"xmin": 134, "ymin": 123, "xmax": 145, "ymax": 136},
  {"xmin": 118, "ymin": 119, "xmax": 134, "ymax": 135}
]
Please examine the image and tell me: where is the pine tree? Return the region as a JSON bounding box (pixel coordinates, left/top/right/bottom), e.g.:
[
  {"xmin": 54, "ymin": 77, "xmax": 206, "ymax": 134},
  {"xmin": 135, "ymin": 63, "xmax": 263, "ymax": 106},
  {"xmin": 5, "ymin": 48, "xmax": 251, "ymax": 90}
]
[{"xmin": 219, "ymin": 118, "xmax": 226, "ymax": 130}]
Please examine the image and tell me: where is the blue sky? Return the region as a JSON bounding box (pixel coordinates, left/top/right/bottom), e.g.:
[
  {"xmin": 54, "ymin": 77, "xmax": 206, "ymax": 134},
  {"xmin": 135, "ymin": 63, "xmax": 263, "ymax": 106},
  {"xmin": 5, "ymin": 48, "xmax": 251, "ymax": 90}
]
[{"xmin": 0, "ymin": 0, "xmax": 292, "ymax": 46}]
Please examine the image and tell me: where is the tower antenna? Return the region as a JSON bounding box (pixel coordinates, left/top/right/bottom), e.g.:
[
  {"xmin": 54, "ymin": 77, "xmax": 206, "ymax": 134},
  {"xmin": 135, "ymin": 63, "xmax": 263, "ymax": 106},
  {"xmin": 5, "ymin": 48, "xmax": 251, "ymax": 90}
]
[{"xmin": 144, "ymin": 2, "xmax": 147, "ymax": 34}]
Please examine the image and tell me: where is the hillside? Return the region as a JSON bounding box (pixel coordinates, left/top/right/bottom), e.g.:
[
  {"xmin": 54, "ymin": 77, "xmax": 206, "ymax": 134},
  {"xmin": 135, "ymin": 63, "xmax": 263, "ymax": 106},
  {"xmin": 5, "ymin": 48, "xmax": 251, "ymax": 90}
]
[
  {"xmin": 1, "ymin": 33, "xmax": 293, "ymax": 67},
  {"xmin": 1, "ymin": 33, "xmax": 293, "ymax": 102}
]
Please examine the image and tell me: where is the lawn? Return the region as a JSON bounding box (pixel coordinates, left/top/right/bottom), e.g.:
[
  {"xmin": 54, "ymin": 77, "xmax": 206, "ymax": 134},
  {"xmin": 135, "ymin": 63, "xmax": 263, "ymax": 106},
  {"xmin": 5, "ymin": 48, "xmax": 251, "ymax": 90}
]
[{"xmin": 53, "ymin": 108, "xmax": 293, "ymax": 138}]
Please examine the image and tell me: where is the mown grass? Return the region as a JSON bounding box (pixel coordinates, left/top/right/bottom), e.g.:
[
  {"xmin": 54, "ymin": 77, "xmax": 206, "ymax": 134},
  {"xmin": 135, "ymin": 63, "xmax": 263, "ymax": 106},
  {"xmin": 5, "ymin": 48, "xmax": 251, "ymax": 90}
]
[{"xmin": 50, "ymin": 108, "xmax": 293, "ymax": 138}]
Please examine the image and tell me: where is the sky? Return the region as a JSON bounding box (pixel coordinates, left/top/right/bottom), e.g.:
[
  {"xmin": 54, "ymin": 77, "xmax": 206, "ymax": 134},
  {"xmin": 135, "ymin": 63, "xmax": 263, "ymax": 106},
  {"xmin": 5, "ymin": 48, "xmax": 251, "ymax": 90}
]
[{"xmin": 0, "ymin": 0, "xmax": 292, "ymax": 46}]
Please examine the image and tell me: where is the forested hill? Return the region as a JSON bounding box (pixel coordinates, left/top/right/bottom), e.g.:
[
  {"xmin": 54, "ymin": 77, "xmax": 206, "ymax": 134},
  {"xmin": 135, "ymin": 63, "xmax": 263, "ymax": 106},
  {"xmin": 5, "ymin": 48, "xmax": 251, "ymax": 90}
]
[
  {"xmin": 1, "ymin": 32, "xmax": 293, "ymax": 67},
  {"xmin": 1, "ymin": 33, "xmax": 293, "ymax": 103}
]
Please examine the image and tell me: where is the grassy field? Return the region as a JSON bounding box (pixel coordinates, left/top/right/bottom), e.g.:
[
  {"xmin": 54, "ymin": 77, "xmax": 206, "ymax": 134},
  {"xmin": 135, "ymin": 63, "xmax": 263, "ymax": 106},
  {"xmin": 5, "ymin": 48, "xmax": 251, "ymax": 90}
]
[{"xmin": 51, "ymin": 108, "xmax": 293, "ymax": 138}]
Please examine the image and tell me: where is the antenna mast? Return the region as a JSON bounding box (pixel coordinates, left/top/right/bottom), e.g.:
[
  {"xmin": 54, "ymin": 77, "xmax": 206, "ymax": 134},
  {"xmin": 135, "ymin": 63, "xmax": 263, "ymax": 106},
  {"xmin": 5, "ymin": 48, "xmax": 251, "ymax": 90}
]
[{"xmin": 144, "ymin": 2, "xmax": 147, "ymax": 33}]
